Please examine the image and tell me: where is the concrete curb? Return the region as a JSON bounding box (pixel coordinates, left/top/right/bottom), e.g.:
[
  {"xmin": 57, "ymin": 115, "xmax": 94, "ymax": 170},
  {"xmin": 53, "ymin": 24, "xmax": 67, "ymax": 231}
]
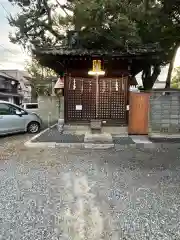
[
  {"xmin": 25, "ymin": 124, "xmax": 115, "ymax": 149},
  {"xmin": 24, "ymin": 141, "xmax": 57, "ymax": 148},
  {"xmin": 149, "ymin": 134, "xmax": 180, "ymax": 143},
  {"xmin": 84, "ymin": 143, "xmax": 114, "ymax": 149},
  {"xmin": 149, "ymin": 138, "xmax": 180, "ymax": 143},
  {"xmin": 149, "ymin": 133, "xmax": 180, "ymax": 138},
  {"xmin": 24, "ymin": 129, "xmax": 156, "ymax": 149},
  {"xmin": 25, "ymin": 140, "xmax": 155, "ymax": 150},
  {"xmin": 24, "ymin": 141, "xmax": 84, "ymax": 148},
  {"xmin": 24, "ymin": 141, "xmax": 114, "ymax": 149}
]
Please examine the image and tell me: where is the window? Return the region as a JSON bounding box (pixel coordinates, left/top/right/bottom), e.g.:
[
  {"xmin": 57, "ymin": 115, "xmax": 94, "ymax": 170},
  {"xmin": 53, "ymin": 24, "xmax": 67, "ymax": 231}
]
[
  {"xmin": 0, "ymin": 103, "xmax": 24, "ymax": 115},
  {"xmin": 0, "ymin": 97, "xmax": 9, "ymax": 101},
  {"xmin": 26, "ymin": 104, "xmax": 38, "ymax": 109},
  {"xmin": 9, "ymin": 105, "xmax": 19, "ymax": 115},
  {"xmin": 0, "ymin": 103, "xmax": 10, "ymax": 115},
  {"xmin": 0, "ymin": 79, "xmax": 12, "ymax": 91}
]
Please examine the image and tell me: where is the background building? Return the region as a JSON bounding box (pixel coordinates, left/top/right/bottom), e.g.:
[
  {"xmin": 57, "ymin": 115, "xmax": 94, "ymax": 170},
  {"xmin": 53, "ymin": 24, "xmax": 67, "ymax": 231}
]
[
  {"xmin": 0, "ymin": 71, "xmax": 22, "ymax": 104},
  {"xmin": 0, "ymin": 70, "xmax": 32, "ymax": 103}
]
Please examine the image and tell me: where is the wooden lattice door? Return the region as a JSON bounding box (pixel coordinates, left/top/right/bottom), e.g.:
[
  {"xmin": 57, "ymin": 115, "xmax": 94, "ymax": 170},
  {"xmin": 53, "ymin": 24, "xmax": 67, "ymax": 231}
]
[
  {"xmin": 110, "ymin": 77, "xmax": 128, "ymax": 124},
  {"xmin": 65, "ymin": 76, "xmax": 128, "ymax": 125},
  {"xmin": 65, "ymin": 77, "xmax": 83, "ymax": 121},
  {"xmin": 65, "ymin": 77, "xmax": 96, "ymax": 122},
  {"xmin": 98, "ymin": 78, "xmax": 111, "ymax": 119},
  {"xmin": 98, "ymin": 77, "xmax": 128, "ymax": 124},
  {"xmin": 82, "ymin": 78, "xmax": 96, "ymax": 120}
]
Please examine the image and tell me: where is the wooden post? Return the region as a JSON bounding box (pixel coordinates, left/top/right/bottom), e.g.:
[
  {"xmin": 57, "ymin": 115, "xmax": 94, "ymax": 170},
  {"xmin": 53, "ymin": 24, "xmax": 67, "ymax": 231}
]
[{"xmin": 95, "ymin": 74, "xmax": 99, "ymax": 118}]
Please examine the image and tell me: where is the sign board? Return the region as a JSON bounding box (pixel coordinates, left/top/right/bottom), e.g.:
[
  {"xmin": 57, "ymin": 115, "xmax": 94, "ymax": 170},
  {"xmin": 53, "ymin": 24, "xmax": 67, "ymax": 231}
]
[
  {"xmin": 93, "ymin": 60, "xmax": 101, "ymax": 72},
  {"xmin": 76, "ymin": 105, "xmax": 82, "ymax": 110}
]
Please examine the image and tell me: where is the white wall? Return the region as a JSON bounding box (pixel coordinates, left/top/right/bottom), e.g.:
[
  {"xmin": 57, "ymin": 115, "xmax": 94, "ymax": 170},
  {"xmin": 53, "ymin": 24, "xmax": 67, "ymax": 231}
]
[{"xmin": 31, "ymin": 95, "xmax": 63, "ymax": 126}]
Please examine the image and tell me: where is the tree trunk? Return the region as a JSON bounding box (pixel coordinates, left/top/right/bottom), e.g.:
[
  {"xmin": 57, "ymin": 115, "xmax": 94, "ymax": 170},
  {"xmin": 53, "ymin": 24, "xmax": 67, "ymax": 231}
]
[
  {"xmin": 144, "ymin": 0, "xmax": 150, "ymax": 11},
  {"xmin": 165, "ymin": 44, "xmax": 179, "ymax": 88},
  {"xmin": 142, "ymin": 64, "xmax": 161, "ymax": 90},
  {"xmin": 165, "ymin": 60, "xmax": 174, "ymax": 88}
]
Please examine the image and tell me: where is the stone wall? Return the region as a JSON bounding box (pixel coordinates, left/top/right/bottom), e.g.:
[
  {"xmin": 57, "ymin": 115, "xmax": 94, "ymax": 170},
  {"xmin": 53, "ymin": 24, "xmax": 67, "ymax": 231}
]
[{"xmin": 149, "ymin": 90, "xmax": 180, "ymax": 135}]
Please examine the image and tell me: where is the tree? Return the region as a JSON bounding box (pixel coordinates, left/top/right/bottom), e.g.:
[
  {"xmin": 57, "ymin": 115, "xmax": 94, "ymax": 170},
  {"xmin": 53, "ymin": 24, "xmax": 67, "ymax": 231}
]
[
  {"xmin": 25, "ymin": 58, "xmax": 56, "ymax": 101},
  {"xmin": 7, "ymin": 0, "xmax": 180, "ymax": 89},
  {"xmin": 8, "ymin": 0, "xmax": 143, "ymax": 48},
  {"xmin": 159, "ymin": 0, "xmax": 180, "ymax": 87},
  {"xmin": 171, "ymin": 67, "xmax": 180, "ymax": 89}
]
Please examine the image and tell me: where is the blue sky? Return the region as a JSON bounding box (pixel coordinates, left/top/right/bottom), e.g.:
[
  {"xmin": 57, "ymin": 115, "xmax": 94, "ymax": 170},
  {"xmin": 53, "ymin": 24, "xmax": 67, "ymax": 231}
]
[
  {"xmin": 0, "ymin": 0, "xmax": 29, "ymax": 70},
  {"xmin": 0, "ymin": 0, "xmax": 179, "ymax": 83}
]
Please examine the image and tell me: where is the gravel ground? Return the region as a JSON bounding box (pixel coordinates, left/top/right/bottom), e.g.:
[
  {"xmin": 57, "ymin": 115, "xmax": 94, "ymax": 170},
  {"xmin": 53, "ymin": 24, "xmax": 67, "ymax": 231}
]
[{"xmin": 0, "ymin": 135, "xmax": 180, "ymax": 239}]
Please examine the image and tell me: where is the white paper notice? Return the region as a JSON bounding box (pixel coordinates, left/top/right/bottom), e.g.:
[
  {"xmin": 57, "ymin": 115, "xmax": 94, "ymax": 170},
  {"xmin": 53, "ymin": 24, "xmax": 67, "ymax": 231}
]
[{"xmin": 76, "ymin": 105, "xmax": 82, "ymax": 110}]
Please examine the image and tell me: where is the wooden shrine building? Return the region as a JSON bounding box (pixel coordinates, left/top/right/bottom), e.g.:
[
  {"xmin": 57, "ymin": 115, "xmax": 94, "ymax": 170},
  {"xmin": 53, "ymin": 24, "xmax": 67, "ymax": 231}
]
[{"xmin": 34, "ymin": 46, "xmax": 161, "ymax": 126}]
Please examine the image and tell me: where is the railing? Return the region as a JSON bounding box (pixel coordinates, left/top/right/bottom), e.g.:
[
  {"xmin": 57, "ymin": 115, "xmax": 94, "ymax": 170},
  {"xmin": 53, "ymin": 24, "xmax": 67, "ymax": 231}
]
[{"xmin": 0, "ymin": 88, "xmax": 18, "ymax": 93}]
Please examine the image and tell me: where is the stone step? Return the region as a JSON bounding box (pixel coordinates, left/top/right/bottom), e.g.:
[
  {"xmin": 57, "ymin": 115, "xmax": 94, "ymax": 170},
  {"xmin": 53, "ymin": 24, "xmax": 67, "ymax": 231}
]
[
  {"xmin": 60, "ymin": 124, "xmax": 128, "ymax": 135},
  {"xmin": 102, "ymin": 126, "xmax": 128, "ymax": 135},
  {"xmin": 84, "ymin": 132, "xmax": 113, "ymax": 143}
]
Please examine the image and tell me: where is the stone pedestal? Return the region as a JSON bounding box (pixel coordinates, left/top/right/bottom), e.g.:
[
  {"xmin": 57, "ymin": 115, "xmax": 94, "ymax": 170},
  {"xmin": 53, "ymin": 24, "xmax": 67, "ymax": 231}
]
[
  {"xmin": 58, "ymin": 118, "xmax": 64, "ymax": 132},
  {"xmin": 90, "ymin": 120, "xmax": 102, "ymax": 132}
]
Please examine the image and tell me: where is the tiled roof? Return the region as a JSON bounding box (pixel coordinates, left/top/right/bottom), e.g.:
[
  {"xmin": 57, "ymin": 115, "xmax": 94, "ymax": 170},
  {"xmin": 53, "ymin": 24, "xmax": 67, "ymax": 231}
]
[
  {"xmin": 34, "ymin": 45, "xmax": 162, "ymax": 57},
  {"xmin": 0, "ymin": 71, "xmax": 19, "ymax": 81}
]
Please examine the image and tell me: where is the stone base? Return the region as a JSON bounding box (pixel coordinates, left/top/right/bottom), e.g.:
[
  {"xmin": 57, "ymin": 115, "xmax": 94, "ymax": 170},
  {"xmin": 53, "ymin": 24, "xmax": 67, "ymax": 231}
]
[
  {"xmin": 84, "ymin": 132, "xmax": 112, "ymax": 144},
  {"xmin": 63, "ymin": 125, "xmax": 90, "ymax": 135},
  {"xmin": 90, "ymin": 120, "xmax": 102, "ymax": 131},
  {"xmin": 57, "ymin": 118, "xmax": 64, "ymax": 132}
]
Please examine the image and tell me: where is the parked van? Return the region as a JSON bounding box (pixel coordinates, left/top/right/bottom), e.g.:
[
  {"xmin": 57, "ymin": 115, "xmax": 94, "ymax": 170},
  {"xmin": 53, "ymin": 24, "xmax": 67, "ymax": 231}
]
[{"xmin": 21, "ymin": 103, "xmax": 39, "ymax": 111}]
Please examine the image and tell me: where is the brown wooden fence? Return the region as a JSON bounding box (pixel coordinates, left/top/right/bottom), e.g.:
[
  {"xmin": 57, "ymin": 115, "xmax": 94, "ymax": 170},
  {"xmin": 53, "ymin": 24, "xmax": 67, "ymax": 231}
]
[{"xmin": 128, "ymin": 92, "xmax": 151, "ymax": 135}]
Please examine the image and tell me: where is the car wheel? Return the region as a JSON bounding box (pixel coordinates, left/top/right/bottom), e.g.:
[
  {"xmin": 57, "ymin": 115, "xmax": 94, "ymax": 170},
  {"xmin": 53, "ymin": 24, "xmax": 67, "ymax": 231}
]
[{"xmin": 27, "ymin": 121, "xmax": 40, "ymax": 134}]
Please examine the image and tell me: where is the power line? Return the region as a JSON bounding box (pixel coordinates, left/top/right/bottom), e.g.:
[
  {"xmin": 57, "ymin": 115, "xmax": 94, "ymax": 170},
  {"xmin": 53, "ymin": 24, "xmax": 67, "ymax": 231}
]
[
  {"xmin": 0, "ymin": 2, "xmax": 11, "ymax": 15},
  {"xmin": 0, "ymin": 3, "xmax": 30, "ymax": 57},
  {"xmin": 0, "ymin": 44, "xmax": 19, "ymax": 56},
  {"xmin": 0, "ymin": 3, "xmax": 18, "ymax": 56}
]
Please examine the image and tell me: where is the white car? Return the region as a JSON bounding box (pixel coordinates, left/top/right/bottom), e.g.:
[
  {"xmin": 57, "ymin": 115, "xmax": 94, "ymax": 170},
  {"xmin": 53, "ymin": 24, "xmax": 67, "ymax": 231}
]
[{"xmin": 0, "ymin": 100, "xmax": 42, "ymax": 135}]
